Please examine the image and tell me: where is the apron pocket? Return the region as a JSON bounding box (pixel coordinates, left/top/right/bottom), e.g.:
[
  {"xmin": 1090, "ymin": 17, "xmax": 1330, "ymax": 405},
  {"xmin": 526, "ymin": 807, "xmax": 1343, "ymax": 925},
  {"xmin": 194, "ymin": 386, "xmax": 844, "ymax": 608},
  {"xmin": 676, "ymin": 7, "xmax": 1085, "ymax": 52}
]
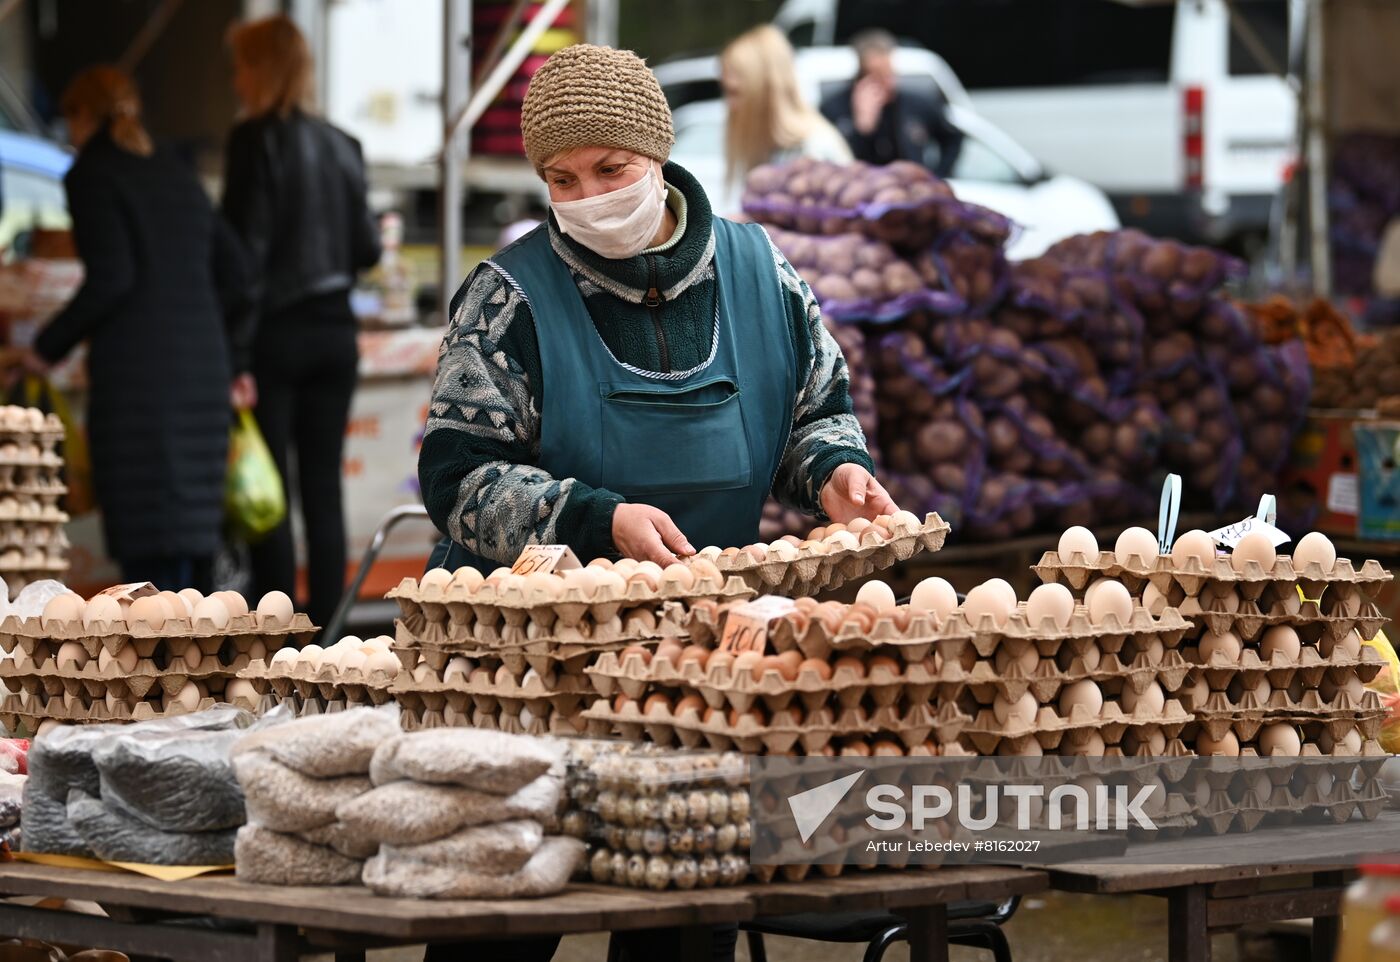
[{"xmin": 600, "ymin": 381, "xmax": 752, "ymax": 496}]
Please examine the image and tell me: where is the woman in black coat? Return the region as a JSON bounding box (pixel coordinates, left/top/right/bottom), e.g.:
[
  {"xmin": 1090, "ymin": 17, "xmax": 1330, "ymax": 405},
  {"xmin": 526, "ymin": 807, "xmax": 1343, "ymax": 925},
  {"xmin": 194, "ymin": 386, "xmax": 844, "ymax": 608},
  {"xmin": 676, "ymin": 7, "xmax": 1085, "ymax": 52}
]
[
  {"xmin": 27, "ymin": 66, "xmax": 250, "ymax": 591},
  {"xmin": 223, "ymin": 15, "xmax": 381, "ymax": 628}
]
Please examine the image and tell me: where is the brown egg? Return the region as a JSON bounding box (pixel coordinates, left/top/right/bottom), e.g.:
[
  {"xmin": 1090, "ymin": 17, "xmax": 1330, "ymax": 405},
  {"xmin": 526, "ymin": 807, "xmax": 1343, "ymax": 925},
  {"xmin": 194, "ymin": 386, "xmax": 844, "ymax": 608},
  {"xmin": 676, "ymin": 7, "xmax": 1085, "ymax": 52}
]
[
  {"xmin": 661, "ymin": 564, "xmax": 696, "ymax": 592},
  {"xmin": 793, "ymin": 597, "xmax": 820, "ymax": 614},
  {"xmin": 808, "ymin": 526, "xmax": 828, "ymax": 541},
  {"xmin": 781, "ymin": 535, "xmax": 803, "ymax": 547},
  {"xmin": 774, "ymin": 650, "xmax": 803, "ymax": 681},
  {"xmin": 1195, "ymin": 730, "xmax": 1240, "ymax": 756},
  {"xmin": 994, "ymin": 645, "xmax": 1039, "ymax": 675},
  {"xmin": 847, "ymin": 518, "xmax": 873, "ymax": 536},
  {"xmin": 1114, "ymin": 527, "xmax": 1159, "ymax": 567},
  {"xmin": 720, "ymin": 547, "xmax": 741, "ymax": 559},
  {"xmin": 626, "ymin": 609, "xmax": 658, "ymax": 633},
  {"xmin": 1293, "ymin": 531, "xmax": 1337, "ymax": 573},
  {"xmin": 627, "ymin": 570, "xmax": 659, "ymax": 591},
  {"xmin": 842, "ymin": 604, "xmax": 878, "ymax": 632},
  {"xmin": 1084, "ymin": 580, "xmax": 1132, "ymax": 626},
  {"xmin": 994, "ymin": 691, "xmax": 1038, "ymax": 726},
  {"xmin": 1230, "ymin": 532, "xmax": 1277, "ymax": 575},
  {"xmin": 654, "ymin": 641, "xmax": 685, "ymax": 666},
  {"xmin": 587, "ymin": 557, "xmax": 614, "ymax": 569},
  {"xmin": 832, "ymin": 656, "xmax": 866, "ymax": 679},
  {"xmin": 1259, "ymin": 626, "xmax": 1301, "ymax": 662},
  {"xmin": 620, "ymin": 645, "xmax": 652, "ymax": 667},
  {"xmin": 798, "ymin": 658, "xmax": 833, "ymax": 680},
  {"xmin": 1142, "ymin": 581, "xmax": 1170, "ymax": 616},
  {"xmin": 867, "ymin": 655, "xmax": 902, "ymax": 680},
  {"xmin": 909, "ymin": 577, "xmax": 958, "ymax": 618},
  {"xmin": 1026, "ymin": 583, "xmax": 1075, "ymax": 630},
  {"xmin": 733, "ymin": 651, "xmax": 763, "ymax": 678},
  {"xmin": 728, "ymin": 706, "xmax": 766, "ymax": 728},
  {"xmin": 1170, "ymin": 530, "xmax": 1216, "ymax": 570},
  {"xmin": 1058, "ymin": 680, "xmax": 1104, "ymax": 717},
  {"xmin": 825, "ymin": 531, "xmax": 860, "ymax": 551},
  {"xmin": 707, "ymin": 649, "xmax": 734, "ymax": 675},
  {"xmin": 1198, "ymin": 630, "xmax": 1243, "ymax": 663},
  {"xmin": 1257, "ymin": 722, "xmax": 1302, "ymax": 757},
  {"xmin": 612, "ymin": 694, "xmax": 636, "ymax": 713},
  {"xmin": 1120, "ymin": 681, "xmax": 1165, "ymax": 715},
  {"xmin": 890, "ymin": 607, "xmax": 913, "ymax": 632},
  {"xmin": 1064, "ymin": 731, "xmax": 1106, "ymax": 757},
  {"xmin": 841, "ymin": 741, "xmax": 872, "ymax": 757},
  {"xmin": 674, "ymin": 695, "xmax": 706, "ymax": 718},
  {"xmin": 643, "ymin": 693, "xmax": 673, "ymax": 717},
  {"xmin": 854, "ymin": 580, "xmax": 897, "ymax": 612},
  {"xmin": 756, "ymin": 655, "xmax": 785, "ymax": 682},
  {"xmin": 909, "ymin": 740, "xmax": 938, "ymax": 757},
  {"xmin": 688, "ymin": 558, "xmax": 722, "ymax": 583},
  {"xmin": 825, "ymin": 522, "xmax": 847, "ymax": 534},
  {"xmin": 702, "ymin": 706, "xmax": 723, "ymax": 725},
  {"xmin": 743, "ymin": 544, "xmax": 769, "ymax": 564},
  {"xmin": 677, "ymin": 646, "xmax": 710, "ymax": 671},
  {"xmin": 872, "ymin": 740, "xmax": 904, "ymax": 757}
]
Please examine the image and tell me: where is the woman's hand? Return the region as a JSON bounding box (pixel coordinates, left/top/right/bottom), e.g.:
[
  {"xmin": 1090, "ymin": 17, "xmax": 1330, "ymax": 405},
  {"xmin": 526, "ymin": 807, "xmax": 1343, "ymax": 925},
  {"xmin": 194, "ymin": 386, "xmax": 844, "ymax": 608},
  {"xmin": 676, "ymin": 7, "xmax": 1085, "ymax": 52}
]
[
  {"xmin": 612, "ymin": 503, "xmax": 695, "ymax": 567},
  {"xmin": 821, "ymin": 463, "xmax": 898, "ymax": 524},
  {"xmin": 230, "ymin": 373, "xmax": 258, "ymax": 411}
]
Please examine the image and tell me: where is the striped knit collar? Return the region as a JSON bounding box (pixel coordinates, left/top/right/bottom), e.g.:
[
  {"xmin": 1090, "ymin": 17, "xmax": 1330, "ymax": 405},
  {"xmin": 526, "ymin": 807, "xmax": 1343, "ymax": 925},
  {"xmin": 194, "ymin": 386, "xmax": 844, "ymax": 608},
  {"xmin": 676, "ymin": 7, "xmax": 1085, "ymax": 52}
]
[{"xmin": 548, "ymin": 161, "xmax": 716, "ymax": 306}]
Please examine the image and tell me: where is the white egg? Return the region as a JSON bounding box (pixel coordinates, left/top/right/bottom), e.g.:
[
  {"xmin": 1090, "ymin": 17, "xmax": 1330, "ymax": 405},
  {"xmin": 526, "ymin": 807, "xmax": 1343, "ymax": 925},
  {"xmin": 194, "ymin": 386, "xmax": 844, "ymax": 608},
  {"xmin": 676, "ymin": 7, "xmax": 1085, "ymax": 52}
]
[
  {"xmin": 224, "ymin": 678, "xmax": 261, "ymax": 705},
  {"xmin": 1025, "ymin": 583, "xmax": 1074, "ymax": 630},
  {"xmin": 97, "ymin": 645, "xmax": 138, "ymax": 674},
  {"xmin": 993, "ymin": 690, "xmax": 1038, "ymax": 726},
  {"xmin": 255, "ymin": 591, "xmax": 295, "ymax": 627},
  {"xmin": 1120, "ymin": 681, "xmax": 1165, "ymax": 715},
  {"xmin": 192, "ymin": 597, "xmax": 231, "ymax": 631},
  {"xmin": 854, "ymin": 580, "xmax": 897, "ymax": 613},
  {"xmin": 420, "ymin": 568, "xmax": 453, "ymax": 590},
  {"xmin": 908, "ymin": 578, "xmax": 958, "ymax": 618},
  {"xmin": 1058, "ymin": 526, "xmax": 1098, "ymax": 562},
  {"xmin": 1114, "ymin": 527, "xmax": 1159, "ymax": 568},
  {"xmin": 82, "ymin": 595, "xmax": 124, "ymax": 630},
  {"xmin": 1293, "ymin": 532, "xmax": 1337, "ymax": 574},
  {"xmin": 1084, "ymin": 580, "xmax": 1132, "ymax": 626},
  {"xmin": 1058, "ymin": 680, "xmax": 1104, "ymax": 718},
  {"xmin": 127, "ymin": 596, "xmax": 169, "ymax": 631},
  {"xmin": 1170, "ymin": 530, "xmax": 1216, "ymax": 570}
]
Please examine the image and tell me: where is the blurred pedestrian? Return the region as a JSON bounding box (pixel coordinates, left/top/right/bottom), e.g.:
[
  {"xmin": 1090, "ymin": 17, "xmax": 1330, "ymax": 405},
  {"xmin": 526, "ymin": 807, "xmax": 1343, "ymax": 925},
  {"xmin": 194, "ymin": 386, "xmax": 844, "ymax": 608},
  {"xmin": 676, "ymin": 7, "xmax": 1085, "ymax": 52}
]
[
  {"xmin": 820, "ymin": 28, "xmax": 963, "ymax": 176},
  {"xmin": 24, "ymin": 66, "xmax": 251, "ymax": 591},
  {"xmin": 720, "ymin": 25, "xmax": 851, "ymax": 199},
  {"xmin": 223, "ymin": 15, "xmax": 381, "ymax": 627}
]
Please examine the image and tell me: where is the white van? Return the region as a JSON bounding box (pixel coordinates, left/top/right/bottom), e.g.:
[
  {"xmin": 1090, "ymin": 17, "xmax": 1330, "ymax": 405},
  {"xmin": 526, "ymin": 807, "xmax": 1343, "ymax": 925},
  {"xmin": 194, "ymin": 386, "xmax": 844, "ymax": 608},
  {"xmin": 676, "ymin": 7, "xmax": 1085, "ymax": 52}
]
[{"xmin": 773, "ymin": 0, "xmax": 1302, "ymax": 253}]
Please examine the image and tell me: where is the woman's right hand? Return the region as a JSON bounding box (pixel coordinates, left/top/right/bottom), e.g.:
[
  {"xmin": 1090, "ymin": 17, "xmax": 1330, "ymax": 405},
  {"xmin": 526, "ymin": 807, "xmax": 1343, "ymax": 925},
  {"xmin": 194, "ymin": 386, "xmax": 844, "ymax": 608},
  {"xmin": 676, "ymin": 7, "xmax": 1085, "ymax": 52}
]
[{"xmin": 612, "ymin": 503, "xmax": 695, "ymax": 566}]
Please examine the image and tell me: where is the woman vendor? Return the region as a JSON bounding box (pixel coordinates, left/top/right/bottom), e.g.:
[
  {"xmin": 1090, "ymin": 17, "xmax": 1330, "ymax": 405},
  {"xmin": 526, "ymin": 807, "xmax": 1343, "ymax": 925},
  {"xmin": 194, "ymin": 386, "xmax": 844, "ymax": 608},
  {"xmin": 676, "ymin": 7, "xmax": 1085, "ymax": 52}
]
[{"xmin": 419, "ymin": 43, "xmax": 895, "ymax": 573}]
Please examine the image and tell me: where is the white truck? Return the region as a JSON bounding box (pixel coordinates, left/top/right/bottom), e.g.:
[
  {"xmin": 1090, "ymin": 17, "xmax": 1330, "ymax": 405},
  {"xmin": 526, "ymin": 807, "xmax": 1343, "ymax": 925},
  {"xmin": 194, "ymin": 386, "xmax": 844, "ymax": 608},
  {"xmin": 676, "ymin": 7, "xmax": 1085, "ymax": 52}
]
[{"xmin": 773, "ymin": 0, "xmax": 1302, "ymax": 255}]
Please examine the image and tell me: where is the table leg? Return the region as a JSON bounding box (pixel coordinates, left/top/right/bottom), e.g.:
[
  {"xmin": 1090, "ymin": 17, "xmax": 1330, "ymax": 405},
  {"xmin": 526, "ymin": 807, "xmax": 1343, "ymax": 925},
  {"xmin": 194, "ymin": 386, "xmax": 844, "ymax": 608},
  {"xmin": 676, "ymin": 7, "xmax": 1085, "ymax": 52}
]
[
  {"xmin": 1312, "ymin": 870, "xmax": 1347, "ymax": 962},
  {"xmin": 1168, "ymin": 886, "xmax": 1211, "ymax": 962},
  {"xmin": 903, "ymin": 903, "xmax": 950, "ymax": 962},
  {"xmin": 255, "ymin": 924, "xmax": 303, "ymax": 962},
  {"xmin": 677, "ymin": 924, "xmax": 715, "ymax": 962}
]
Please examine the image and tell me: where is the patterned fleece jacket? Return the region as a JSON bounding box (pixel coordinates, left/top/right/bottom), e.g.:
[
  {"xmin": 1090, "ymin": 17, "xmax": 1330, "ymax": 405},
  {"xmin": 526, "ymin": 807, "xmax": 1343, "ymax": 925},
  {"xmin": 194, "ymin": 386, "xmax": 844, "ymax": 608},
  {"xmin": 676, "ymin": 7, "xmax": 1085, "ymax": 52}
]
[{"xmin": 418, "ymin": 161, "xmax": 873, "ymax": 565}]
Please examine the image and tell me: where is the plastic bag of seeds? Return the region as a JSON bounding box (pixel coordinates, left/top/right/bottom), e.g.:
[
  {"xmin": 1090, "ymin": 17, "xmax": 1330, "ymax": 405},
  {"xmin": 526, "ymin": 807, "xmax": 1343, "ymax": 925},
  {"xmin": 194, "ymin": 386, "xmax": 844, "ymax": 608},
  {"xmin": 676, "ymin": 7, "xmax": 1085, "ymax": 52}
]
[
  {"xmin": 235, "ymin": 824, "xmax": 364, "ymax": 886},
  {"xmin": 232, "ymin": 705, "xmax": 399, "ymax": 778},
  {"xmin": 66, "ymin": 790, "xmax": 236, "ymax": 866},
  {"xmin": 367, "ymin": 728, "xmax": 561, "ymax": 793},
  {"xmin": 362, "ymin": 836, "xmax": 583, "ymax": 899},
  {"xmin": 233, "ymin": 750, "xmax": 372, "ymax": 833},
  {"xmin": 337, "ymin": 774, "xmax": 562, "ymax": 846}
]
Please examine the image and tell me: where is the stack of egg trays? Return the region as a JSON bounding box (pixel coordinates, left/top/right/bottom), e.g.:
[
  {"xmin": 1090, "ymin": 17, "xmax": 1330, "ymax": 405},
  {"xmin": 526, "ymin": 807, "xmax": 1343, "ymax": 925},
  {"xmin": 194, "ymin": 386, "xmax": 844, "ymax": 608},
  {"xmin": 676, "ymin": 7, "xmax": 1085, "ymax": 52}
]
[
  {"xmin": 942, "ymin": 603, "xmax": 1196, "ymax": 757},
  {"xmin": 583, "ymin": 602, "xmax": 970, "ymax": 755},
  {"xmin": 1167, "ymin": 752, "xmax": 1391, "ymax": 837},
  {"xmin": 390, "ymin": 650, "xmax": 600, "ymax": 735},
  {"xmin": 581, "ymin": 749, "xmax": 752, "ymax": 891},
  {"xmin": 712, "ymin": 511, "xmax": 950, "ymax": 597},
  {"xmin": 0, "ymin": 412, "xmax": 70, "ymax": 586},
  {"xmin": 0, "ymin": 611, "xmax": 312, "ymax": 728},
  {"xmin": 387, "ymin": 571, "xmax": 754, "ymax": 649},
  {"xmin": 239, "ymin": 655, "xmax": 402, "ymax": 718}
]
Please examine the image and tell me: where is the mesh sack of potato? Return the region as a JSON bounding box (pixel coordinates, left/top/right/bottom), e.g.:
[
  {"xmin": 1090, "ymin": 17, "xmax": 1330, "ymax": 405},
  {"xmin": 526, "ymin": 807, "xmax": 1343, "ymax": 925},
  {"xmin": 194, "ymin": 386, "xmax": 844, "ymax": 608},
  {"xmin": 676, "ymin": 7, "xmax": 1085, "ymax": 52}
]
[
  {"xmin": 916, "ymin": 229, "xmax": 1010, "ymax": 317},
  {"xmin": 763, "ymin": 226, "xmax": 963, "ymax": 322},
  {"xmin": 827, "ymin": 322, "xmax": 880, "ymax": 458},
  {"xmin": 743, "ymin": 158, "xmax": 1009, "ymax": 251}
]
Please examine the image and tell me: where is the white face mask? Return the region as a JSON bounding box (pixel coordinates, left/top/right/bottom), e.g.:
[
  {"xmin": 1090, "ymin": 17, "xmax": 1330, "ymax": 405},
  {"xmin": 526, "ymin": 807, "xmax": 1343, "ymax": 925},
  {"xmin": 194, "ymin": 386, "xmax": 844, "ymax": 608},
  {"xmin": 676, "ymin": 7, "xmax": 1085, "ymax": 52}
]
[{"xmin": 551, "ymin": 164, "xmax": 667, "ymax": 260}]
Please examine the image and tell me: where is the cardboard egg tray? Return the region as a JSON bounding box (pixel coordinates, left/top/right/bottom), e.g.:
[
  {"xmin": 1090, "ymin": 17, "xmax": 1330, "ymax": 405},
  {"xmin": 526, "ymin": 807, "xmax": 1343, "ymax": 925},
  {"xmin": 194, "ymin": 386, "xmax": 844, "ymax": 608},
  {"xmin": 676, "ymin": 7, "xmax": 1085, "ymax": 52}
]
[
  {"xmin": 239, "ymin": 657, "xmax": 402, "ymax": 708},
  {"xmin": 1188, "ymin": 688, "xmax": 1389, "ymax": 743},
  {"xmin": 1184, "ymin": 642, "xmax": 1386, "ymax": 692},
  {"xmin": 681, "ymin": 600, "xmax": 956, "ymax": 663},
  {"xmin": 585, "ymin": 647, "xmax": 943, "ymax": 715},
  {"xmin": 388, "ymin": 573, "xmax": 752, "ymax": 647},
  {"xmin": 0, "ymin": 689, "xmax": 226, "ymax": 729},
  {"xmin": 397, "ymin": 698, "xmax": 588, "ymax": 737},
  {"xmin": 388, "ymin": 660, "xmax": 598, "ymax": 717},
  {"xmin": 950, "ymin": 647, "xmax": 1194, "ymax": 707},
  {"xmin": 1170, "ymin": 756, "xmax": 1389, "ymax": 835},
  {"xmin": 0, "ymin": 648, "xmax": 270, "ymax": 701},
  {"xmin": 709, "ymin": 512, "xmax": 949, "ymax": 597},
  {"xmin": 1192, "ymin": 601, "xmax": 1386, "ymax": 646},
  {"xmin": 390, "ymin": 627, "xmax": 657, "ymax": 678},
  {"xmin": 1034, "ymin": 550, "xmax": 1392, "ymax": 601},
  {"xmin": 580, "ymin": 696, "xmax": 958, "ymax": 755},
  {"xmin": 0, "ymin": 503, "xmax": 67, "ymax": 525},
  {"xmin": 392, "ymin": 607, "xmax": 688, "ymax": 656},
  {"xmin": 958, "ymin": 697, "xmax": 1193, "ymax": 756},
  {"xmin": 0, "ymin": 557, "xmax": 66, "ymax": 575},
  {"xmin": 0, "ymin": 522, "xmax": 68, "ymax": 550},
  {"xmin": 0, "ymin": 612, "xmax": 314, "ymax": 661}
]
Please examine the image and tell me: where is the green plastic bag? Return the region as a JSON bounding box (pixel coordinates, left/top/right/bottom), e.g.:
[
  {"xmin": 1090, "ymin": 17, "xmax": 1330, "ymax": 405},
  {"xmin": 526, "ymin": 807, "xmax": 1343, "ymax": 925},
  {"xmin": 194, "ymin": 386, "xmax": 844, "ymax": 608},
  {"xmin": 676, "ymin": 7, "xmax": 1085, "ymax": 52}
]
[{"xmin": 225, "ymin": 409, "xmax": 286, "ymax": 542}]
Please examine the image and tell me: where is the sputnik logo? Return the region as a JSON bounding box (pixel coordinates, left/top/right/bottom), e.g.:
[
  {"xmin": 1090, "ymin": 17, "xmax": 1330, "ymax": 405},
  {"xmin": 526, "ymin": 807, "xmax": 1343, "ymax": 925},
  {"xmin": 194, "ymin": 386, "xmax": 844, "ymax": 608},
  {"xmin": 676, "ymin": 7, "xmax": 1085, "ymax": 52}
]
[{"xmin": 787, "ymin": 771, "xmax": 864, "ymax": 843}]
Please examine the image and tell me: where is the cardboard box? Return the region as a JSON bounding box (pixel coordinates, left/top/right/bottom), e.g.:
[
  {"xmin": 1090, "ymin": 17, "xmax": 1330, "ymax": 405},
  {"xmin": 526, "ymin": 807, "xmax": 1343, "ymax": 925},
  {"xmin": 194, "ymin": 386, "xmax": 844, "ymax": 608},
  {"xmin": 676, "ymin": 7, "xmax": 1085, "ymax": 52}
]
[
  {"xmin": 1355, "ymin": 420, "xmax": 1400, "ymax": 540},
  {"xmin": 1281, "ymin": 411, "xmax": 1369, "ymax": 536}
]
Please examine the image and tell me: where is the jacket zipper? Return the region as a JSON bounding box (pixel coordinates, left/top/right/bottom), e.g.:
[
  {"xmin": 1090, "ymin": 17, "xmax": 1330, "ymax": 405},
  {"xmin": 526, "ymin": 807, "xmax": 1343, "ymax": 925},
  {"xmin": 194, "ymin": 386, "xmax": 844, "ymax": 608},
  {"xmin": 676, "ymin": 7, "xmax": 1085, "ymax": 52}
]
[{"xmin": 644, "ymin": 255, "xmax": 670, "ymax": 372}]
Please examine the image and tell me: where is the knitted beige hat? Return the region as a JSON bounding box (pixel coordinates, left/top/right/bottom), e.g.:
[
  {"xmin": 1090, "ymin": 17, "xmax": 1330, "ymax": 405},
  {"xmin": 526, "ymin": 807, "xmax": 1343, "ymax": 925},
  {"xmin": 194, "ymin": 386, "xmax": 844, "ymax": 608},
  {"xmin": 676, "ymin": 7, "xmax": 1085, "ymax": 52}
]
[{"xmin": 521, "ymin": 44, "xmax": 674, "ymax": 171}]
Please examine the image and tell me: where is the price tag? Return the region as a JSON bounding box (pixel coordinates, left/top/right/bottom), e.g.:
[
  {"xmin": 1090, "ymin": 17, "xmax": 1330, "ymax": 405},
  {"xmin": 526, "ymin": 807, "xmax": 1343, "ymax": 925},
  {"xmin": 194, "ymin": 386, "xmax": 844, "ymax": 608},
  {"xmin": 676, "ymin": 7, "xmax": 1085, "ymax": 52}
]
[
  {"xmin": 1209, "ymin": 494, "xmax": 1292, "ymax": 549},
  {"xmin": 718, "ymin": 596, "xmax": 797, "ymax": 655},
  {"xmin": 510, "ymin": 545, "xmax": 581, "ymax": 576},
  {"xmin": 97, "ymin": 582, "xmax": 158, "ymax": 602},
  {"xmin": 1157, "ymin": 474, "xmax": 1182, "ymax": 554}
]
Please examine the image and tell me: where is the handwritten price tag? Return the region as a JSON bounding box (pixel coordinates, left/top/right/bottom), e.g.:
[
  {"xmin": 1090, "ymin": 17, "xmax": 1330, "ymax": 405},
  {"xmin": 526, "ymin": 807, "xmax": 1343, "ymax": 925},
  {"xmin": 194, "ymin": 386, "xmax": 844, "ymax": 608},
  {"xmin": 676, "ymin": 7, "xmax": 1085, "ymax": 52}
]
[
  {"xmin": 510, "ymin": 545, "xmax": 582, "ymax": 576},
  {"xmin": 718, "ymin": 596, "xmax": 797, "ymax": 655},
  {"xmin": 1208, "ymin": 516, "xmax": 1290, "ymax": 549}
]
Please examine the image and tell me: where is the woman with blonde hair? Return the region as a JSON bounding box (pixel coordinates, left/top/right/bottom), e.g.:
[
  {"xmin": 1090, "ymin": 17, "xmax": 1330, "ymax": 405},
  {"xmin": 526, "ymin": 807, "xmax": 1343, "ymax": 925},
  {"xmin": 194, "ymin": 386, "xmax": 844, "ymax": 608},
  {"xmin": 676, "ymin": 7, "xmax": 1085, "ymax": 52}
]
[
  {"xmin": 720, "ymin": 24, "xmax": 851, "ymax": 195},
  {"xmin": 223, "ymin": 14, "xmax": 380, "ymax": 628},
  {"xmin": 23, "ymin": 66, "xmax": 250, "ymax": 591}
]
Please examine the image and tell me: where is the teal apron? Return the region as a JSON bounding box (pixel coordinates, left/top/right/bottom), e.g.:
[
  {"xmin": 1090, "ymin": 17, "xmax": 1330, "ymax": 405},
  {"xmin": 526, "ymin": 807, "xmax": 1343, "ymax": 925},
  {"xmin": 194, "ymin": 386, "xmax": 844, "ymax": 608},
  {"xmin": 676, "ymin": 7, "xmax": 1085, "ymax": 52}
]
[{"xmin": 428, "ymin": 218, "xmax": 797, "ymax": 574}]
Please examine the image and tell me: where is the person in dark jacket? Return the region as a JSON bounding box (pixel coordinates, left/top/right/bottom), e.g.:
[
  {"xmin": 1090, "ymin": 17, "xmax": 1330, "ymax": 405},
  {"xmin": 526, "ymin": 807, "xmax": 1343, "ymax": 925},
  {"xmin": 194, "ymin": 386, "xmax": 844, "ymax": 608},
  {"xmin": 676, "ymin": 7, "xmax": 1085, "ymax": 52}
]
[
  {"xmin": 820, "ymin": 29, "xmax": 963, "ymax": 177},
  {"xmin": 22, "ymin": 66, "xmax": 250, "ymax": 591},
  {"xmin": 222, "ymin": 15, "xmax": 381, "ymax": 628}
]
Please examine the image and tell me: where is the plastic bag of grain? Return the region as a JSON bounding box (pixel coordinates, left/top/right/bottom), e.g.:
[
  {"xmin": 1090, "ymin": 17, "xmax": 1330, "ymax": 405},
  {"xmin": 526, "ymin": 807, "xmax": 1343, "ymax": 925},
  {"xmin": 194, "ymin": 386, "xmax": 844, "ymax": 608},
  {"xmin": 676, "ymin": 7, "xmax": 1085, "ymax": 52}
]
[
  {"xmin": 233, "ymin": 751, "xmax": 371, "ymax": 833},
  {"xmin": 336, "ymin": 775, "xmax": 561, "ymax": 846},
  {"xmin": 367, "ymin": 728, "xmax": 560, "ymax": 793},
  {"xmin": 66, "ymin": 790, "xmax": 236, "ymax": 866},
  {"xmin": 235, "ymin": 824, "xmax": 364, "ymax": 886},
  {"xmin": 362, "ymin": 836, "xmax": 583, "ymax": 899}
]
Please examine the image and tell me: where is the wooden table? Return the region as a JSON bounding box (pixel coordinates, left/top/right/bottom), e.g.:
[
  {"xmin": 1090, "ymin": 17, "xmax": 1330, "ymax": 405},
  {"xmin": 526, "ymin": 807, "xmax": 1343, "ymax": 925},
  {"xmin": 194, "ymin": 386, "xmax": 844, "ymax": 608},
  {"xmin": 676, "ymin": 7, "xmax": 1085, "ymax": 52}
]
[
  {"xmin": 0, "ymin": 862, "xmax": 1045, "ymax": 962},
  {"xmin": 1040, "ymin": 812, "xmax": 1400, "ymax": 962}
]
